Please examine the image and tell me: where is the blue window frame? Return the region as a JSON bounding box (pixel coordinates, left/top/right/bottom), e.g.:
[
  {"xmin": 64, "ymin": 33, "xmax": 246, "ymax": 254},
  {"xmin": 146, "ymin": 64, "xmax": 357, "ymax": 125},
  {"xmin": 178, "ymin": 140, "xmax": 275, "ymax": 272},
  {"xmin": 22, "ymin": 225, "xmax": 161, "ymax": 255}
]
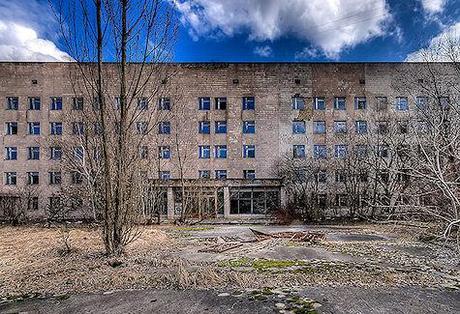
[
  {"xmin": 242, "ymin": 97, "xmax": 255, "ymax": 110},
  {"xmin": 313, "ymin": 145, "xmax": 327, "ymax": 159},
  {"xmin": 159, "ymin": 146, "xmax": 171, "ymax": 159},
  {"xmin": 334, "ymin": 97, "xmax": 346, "ymax": 110},
  {"xmin": 159, "ymin": 121, "xmax": 171, "ymax": 134},
  {"xmin": 355, "ymin": 120, "xmax": 368, "ymax": 134},
  {"xmin": 198, "ymin": 145, "xmax": 211, "ymax": 159},
  {"xmin": 215, "ymin": 145, "xmax": 227, "ymax": 159},
  {"xmin": 243, "ymin": 121, "xmax": 255, "ymax": 134},
  {"xmin": 199, "ymin": 97, "xmax": 211, "ymax": 110},
  {"xmin": 334, "ymin": 121, "xmax": 347, "ymax": 134},
  {"xmin": 5, "ymin": 147, "xmax": 17, "ymax": 160},
  {"xmin": 28, "ymin": 147, "xmax": 40, "ymax": 160},
  {"xmin": 314, "ymin": 97, "xmax": 325, "ymax": 110},
  {"xmin": 28, "ymin": 122, "xmax": 40, "ymax": 135},
  {"xmin": 215, "ymin": 121, "xmax": 227, "ymax": 134},
  {"xmin": 293, "ymin": 145, "xmax": 306, "ymax": 159},
  {"xmin": 354, "ymin": 97, "xmax": 367, "ymax": 110},
  {"xmin": 292, "ymin": 97, "xmax": 305, "ymax": 110},
  {"xmin": 6, "ymin": 97, "xmax": 18, "ymax": 110},
  {"xmin": 243, "ymin": 170, "xmax": 256, "ymax": 180},
  {"xmin": 292, "ymin": 121, "xmax": 306, "ymax": 134},
  {"xmin": 29, "ymin": 97, "xmax": 40, "ymax": 110},
  {"xmin": 215, "ymin": 170, "xmax": 227, "ymax": 180},
  {"xmin": 396, "ymin": 97, "xmax": 409, "ymax": 111},
  {"xmin": 335, "ymin": 144, "xmax": 348, "ymax": 158},
  {"xmin": 199, "ymin": 121, "xmax": 210, "ymax": 134},
  {"xmin": 159, "ymin": 97, "xmax": 171, "ymax": 110},
  {"xmin": 50, "ymin": 97, "xmax": 62, "ymax": 110},
  {"xmin": 243, "ymin": 145, "xmax": 255, "ymax": 158},
  {"xmin": 313, "ymin": 121, "xmax": 326, "ymax": 134}
]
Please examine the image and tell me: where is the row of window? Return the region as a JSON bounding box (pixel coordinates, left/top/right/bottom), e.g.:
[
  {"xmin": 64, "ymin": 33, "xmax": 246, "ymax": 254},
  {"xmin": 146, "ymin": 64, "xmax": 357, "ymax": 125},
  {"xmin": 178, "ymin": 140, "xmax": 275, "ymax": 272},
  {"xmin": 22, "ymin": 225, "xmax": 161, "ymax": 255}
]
[
  {"xmin": 292, "ymin": 144, "xmax": 391, "ymax": 159},
  {"xmin": 295, "ymin": 96, "xmax": 449, "ymax": 111},
  {"xmin": 292, "ymin": 120, "xmax": 416, "ymax": 135},
  {"xmin": 292, "ymin": 169, "xmax": 409, "ymax": 184},
  {"xmin": 4, "ymin": 146, "xmax": 62, "ymax": 160},
  {"xmin": 4, "ymin": 169, "xmax": 256, "ymax": 185},
  {"xmin": 198, "ymin": 120, "xmax": 255, "ymax": 134}
]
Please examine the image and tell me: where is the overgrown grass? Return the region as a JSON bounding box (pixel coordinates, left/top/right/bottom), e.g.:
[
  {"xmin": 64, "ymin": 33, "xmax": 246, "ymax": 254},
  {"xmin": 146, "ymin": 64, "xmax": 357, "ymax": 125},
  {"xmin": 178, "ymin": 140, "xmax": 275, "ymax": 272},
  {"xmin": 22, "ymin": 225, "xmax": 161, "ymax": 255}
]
[{"xmin": 218, "ymin": 258, "xmax": 308, "ymax": 271}]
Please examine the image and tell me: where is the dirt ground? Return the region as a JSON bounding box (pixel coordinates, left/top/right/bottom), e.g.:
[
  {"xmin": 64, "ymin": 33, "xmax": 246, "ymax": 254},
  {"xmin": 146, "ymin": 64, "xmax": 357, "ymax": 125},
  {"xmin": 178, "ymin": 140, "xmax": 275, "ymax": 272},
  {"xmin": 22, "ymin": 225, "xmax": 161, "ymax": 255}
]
[{"xmin": 0, "ymin": 223, "xmax": 459, "ymax": 313}]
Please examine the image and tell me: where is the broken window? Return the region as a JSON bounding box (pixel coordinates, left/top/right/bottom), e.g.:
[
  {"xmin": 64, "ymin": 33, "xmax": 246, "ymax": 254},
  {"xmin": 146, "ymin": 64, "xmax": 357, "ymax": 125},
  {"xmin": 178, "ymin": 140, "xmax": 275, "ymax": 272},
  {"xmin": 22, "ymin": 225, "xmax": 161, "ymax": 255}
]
[
  {"xmin": 6, "ymin": 97, "xmax": 18, "ymax": 110},
  {"xmin": 215, "ymin": 97, "xmax": 227, "ymax": 110}
]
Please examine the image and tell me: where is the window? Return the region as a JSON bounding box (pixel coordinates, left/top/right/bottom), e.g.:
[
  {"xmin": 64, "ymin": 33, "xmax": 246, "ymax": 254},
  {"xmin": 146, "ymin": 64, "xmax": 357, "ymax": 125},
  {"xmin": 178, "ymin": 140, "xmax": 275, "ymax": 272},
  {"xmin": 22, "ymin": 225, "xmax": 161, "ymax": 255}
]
[
  {"xmin": 376, "ymin": 121, "xmax": 388, "ymax": 134},
  {"xmin": 94, "ymin": 122, "xmax": 103, "ymax": 135},
  {"xmin": 72, "ymin": 122, "xmax": 84, "ymax": 135},
  {"xmin": 159, "ymin": 146, "xmax": 171, "ymax": 159},
  {"xmin": 28, "ymin": 172, "xmax": 39, "ymax": 185},
  {"xmin": 215, "ymin": 97, "xmax": 227, "ymax": 110},
  {"xmin": 334, "ymin": 121, "xmax": 347, "ymax": 134},
  {"xmin": 355, "ymin": 97, "xmax": 367, "ymax": 110},
  {"xmin": 292, "ymin": 97, "xmax": 305, "ymax": 110},
  {"xmin": 5, "ymin": 147, "xmax": 17, "ymax": 160},
  {"xmin": 5, "ymin": 172, "xmax": 17, "ymax": 185},
  {"xmin": 293, "ymin": 145, "xmax": 306, "ymax": 159},
  {"xmin": 396, "ymin": 97, "xmax": 409, "ymax": 111},
  {"xmin": 243, "ymin": 145, "xmax": 255, "ymax": 158},
  {"xmin": 198, "ymin": 170, "xmax": 210, "ymax": 179},
  {"xmin": 398, "ymin": 121, "xmax": 409, "ymax": 134},
  {"xmin": 50, "ymin": 147, "xmax": 62, "ymax": 160},
  {"xmin": 6, "ymin": 122, "xmax": 18, "ymax": 135},
  {"xmin": 137, "ymin": 97, "xmax": 148, "ymax": 110},
  {"xmin": 243, "ymin": 121, "xmax": 255, "ymax": 134},
  {"xmin": 334, "ymin": 97, "xmax": 346, "ymax": 110},
  {"xmin": 375, "ymin": 96, "xmax": 388, "ymax": 111},
  {"xmin": 158, "ymin": 121, "xmax": 170, "ymax": 134},
  {"xmin": 49, "ymin": 172, "xmax": 62, "ymax": 185},
  {"xmin": 71, "ymin": 171, "xmax": 83, "ymax": 184},
  {"xmin": 313, "ymin": 144, "xmax": 327, "ymax": 159},
  {"xmin": 6, "ymin": 97, "xmax": 18, "ymax": 110},
  {"xmin": 313, "ymin": 97, "xmax": 325, "ymax": 110},
  {"xmin": 139, "ymin": 146, "xmax": 148, "ymax": 159},
  {"xmin": 73, "ymin": 97, "xmax": 83, "ymax": 110},
  {"xmin": 74, "ymin": 146, "xmax": 84, "ymax": 160},
  {"xmin": 50, "ymin": 97, "xmax": 62, "ymax": 110},
  {"xmin": 335, "ymin": 171, "xmax": 347, "ymax": 183},
  {"xmin": 313, "ymin": 121, "xmax": 326, "ymax": 134},
  {"xmin": 335, "ymin": 144, "xmax": 348, "ymax": 158},
  {"xmin": 199, "ymin": 121, "xmax": 210, "ymax": 134},
  {"xmin": 355, "ymin": 120, "xmax": 368, "ymax": 134},
  {"xmin": 28, "ymin": 147, "xmax": 40, "ymax": 160},
  {"xmin": 215, "ymin": 145, "xmax": 227, "ymax": 159},
  {"xmin": 415, "ymin": 96, "xmax": 427, "ymax": 110},
  {"xmin": 160, "ymin": 171, "xmax": 171, "ymax": 180},
  {"xmin": 114, "ymin": 97, "xmax": 121, "ymax": 110},
  {"xmin": 199, "ymin": 145, "xmax": 211, "ymax": 159},
  {"xmin": 439, "ymin": 97, "xmax": 449, "ymax": 109},
  {"xmin": 215, "ymin": 170, "xmax": 227, "ymax": 180},
  {"xmin": 355, "ymin": 145, "xmax": 368, "ymax": 159},
  {"xmin": 29, "ymin": 97, "xmax": 40, "ymax": 110},
  {"xmin": 198, "ymin": 97, "xmax": 211, "ymax": 110},
  {"xmin": 50, "ymin": 122, "xmax": 62, "ymax": 135},
  {"xmin": 315, "ymin": 170, "xmax": 327, "ymax": 183},
  {"xmin": 215, "ymin": 121, "xmax": 227, "ymax": 134},
  {"xmin": 28, "ymin": 197, "xmax": 39, "ymax": 211},
  {"xmin": 28, "ymin": 122, "xmax": 40, "ymax": 135},
  {"xmin": 244, "ymin": 170, "xmax": 256, "ymax": 180},
  {"xmin": 137, "ymin": 122, "xmax": 148, "ymax": 135},
  {"xmin": 377, "ymin": 145, "xmax": 389, "ymax": 158},
  {"xmin": 292, "ymin": 121, "xmax": 306, "ymax": 134},
  {"xmin": 159, "ymin": 97, "xmax": 171, "ymax": 110},
  {"xmin": 242, "ymin": 97, "xmax": 255, "ymax": 110},
  {"xmin": 335, "ymin": 194, "xmax": 348, "ymax": 206}
]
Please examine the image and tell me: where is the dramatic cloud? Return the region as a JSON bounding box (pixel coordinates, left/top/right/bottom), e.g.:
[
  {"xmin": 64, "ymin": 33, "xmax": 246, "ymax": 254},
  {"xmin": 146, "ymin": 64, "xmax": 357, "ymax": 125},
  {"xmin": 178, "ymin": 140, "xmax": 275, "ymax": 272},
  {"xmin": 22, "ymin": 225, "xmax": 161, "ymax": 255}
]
[
  {"xmin": 172, "ymin": 0, "xmax": 392, "ymax": 58},
  {"xmin": 420, "ymin": 0, "xmax": 447, "ymax": 14},
  {"xmin": 295, "ymin": 47, "xmax": 321, "ymax": 60},
  {"xmin": 406, "ymin": 22, "xmax": 460, "ymax": 61},
  {"xmin": 253, "ymin": 45, "xmax": 272, "ymax": 57},
  {"xmin": 0, "ymin": 0, "xmax": 72, "ymax": 61}
]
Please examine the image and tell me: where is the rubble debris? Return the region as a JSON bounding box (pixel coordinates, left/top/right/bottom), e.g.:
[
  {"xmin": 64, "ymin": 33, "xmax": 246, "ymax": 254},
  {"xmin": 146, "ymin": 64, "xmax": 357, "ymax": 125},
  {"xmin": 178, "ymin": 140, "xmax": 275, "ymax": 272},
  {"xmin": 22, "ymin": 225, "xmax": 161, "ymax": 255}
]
[
  {"xmin": 249, "ymin": 228, "xmax": 325, "ymax": 243},
  {"xmin": 198, "ymin": 242, "xmax": 243, "ymax": 253}
]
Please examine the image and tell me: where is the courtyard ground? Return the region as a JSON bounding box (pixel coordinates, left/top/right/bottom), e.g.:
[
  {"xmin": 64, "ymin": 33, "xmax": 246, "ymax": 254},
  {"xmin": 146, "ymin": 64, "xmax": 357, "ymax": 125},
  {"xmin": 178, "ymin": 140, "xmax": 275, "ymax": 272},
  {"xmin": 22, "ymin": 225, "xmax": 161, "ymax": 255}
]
[{"xmin": 0, "ymin": 223, "xmax": 459, "ymax": 313}]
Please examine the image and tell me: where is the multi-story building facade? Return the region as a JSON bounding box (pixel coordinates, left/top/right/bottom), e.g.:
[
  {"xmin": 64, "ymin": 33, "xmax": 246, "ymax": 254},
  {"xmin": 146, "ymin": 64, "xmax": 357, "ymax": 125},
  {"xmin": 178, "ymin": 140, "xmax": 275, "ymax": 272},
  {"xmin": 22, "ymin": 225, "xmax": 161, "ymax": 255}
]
[{"xmin": 0, "ymin": 62, "xmax": 454, "ymax": 220}]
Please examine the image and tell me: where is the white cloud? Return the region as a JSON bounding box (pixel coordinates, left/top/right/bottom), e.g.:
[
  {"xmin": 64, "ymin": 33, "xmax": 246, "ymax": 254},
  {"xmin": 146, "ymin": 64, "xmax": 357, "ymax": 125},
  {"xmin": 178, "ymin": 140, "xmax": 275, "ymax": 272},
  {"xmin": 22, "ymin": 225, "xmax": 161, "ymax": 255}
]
[
  {"xmin": 172, "ymin": 0, "xmax": 392, "ymax": 58},
  {"xmin": 253, "ymin": 45, "xmax": 272, "ymax": 57},
  {"xmin": 420, "ymin": 0, "xmax": 447, "ymax": 14},
  {"xmin": 295, "ymin": 47, "xmax": 321, "ymax": 60},
  {"xmin": 406, "ymin": 22, "xmax": 460, "ymax": 62},
  {"xmin": 0, "ymin": 0, "xmax": 72, "ymax": 61}
]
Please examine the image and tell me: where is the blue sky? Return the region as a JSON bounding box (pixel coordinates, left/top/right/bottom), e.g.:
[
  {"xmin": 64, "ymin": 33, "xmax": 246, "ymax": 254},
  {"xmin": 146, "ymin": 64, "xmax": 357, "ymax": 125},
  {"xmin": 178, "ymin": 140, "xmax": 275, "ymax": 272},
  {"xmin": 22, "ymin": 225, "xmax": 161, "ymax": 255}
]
[{"xmin": 0, "ymin": 0, "xmax": 459, "ymax": 62}]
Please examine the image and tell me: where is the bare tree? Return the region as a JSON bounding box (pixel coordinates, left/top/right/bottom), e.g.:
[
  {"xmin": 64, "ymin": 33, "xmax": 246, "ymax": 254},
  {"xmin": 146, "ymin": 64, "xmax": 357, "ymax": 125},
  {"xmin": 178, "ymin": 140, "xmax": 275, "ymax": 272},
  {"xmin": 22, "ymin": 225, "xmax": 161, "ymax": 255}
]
[{"xmin": 51, "ymin": 0, "xmax": 177, "ymax": 255}]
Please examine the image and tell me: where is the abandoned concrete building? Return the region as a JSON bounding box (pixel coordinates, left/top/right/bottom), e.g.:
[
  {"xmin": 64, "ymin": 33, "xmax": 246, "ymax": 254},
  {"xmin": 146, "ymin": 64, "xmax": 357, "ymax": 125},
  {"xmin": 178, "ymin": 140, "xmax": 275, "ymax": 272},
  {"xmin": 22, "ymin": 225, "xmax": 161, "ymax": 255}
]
[{"xmin": 0, "ymin": 62, "xmax": 455, "ymax": 220}]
